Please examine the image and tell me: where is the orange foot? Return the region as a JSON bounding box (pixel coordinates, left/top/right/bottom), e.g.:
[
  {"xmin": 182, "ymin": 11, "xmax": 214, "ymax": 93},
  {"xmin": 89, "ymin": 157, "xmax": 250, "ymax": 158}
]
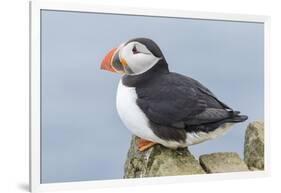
[{"xmin": 137, "ymin": 138, "xmax": 157, "ymax": 152}]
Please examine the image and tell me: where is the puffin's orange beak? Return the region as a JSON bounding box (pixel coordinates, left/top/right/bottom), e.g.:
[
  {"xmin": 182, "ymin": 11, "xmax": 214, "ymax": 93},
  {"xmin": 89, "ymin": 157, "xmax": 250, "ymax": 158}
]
[{"xmin": 100, "ymin": 47, "xmax": 118, "ymax": 73}]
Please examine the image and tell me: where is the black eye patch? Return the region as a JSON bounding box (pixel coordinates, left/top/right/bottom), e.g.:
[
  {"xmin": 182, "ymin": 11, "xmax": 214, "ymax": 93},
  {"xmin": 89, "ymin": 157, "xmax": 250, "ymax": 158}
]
[{"xmin": 132, "ymin": 45, "xmax": 140, "ymax": 54}]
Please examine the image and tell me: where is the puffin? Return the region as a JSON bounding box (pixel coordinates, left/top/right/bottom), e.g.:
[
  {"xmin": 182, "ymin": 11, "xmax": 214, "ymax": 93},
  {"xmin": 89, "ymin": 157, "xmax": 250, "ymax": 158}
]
[{"xmin": 100, "ymin": 38, "xmax": 248, "ymax": 151}]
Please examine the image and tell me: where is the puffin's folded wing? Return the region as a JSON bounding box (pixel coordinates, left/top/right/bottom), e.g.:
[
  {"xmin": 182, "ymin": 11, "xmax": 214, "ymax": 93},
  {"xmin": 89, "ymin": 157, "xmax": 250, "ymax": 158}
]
[{"xmin": 135, "ymin": 72, "xmax": 237, "ymax": 127}]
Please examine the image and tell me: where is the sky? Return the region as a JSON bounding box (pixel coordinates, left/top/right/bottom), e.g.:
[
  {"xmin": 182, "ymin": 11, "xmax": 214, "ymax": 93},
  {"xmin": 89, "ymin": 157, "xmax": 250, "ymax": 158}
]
[{"xmin": 41, "ymin": 10, "xmax": 264, "ymax": 183}]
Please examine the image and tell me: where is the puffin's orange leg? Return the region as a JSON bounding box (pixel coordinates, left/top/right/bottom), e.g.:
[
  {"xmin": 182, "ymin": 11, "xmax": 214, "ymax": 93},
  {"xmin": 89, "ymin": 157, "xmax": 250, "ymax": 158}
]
[{"xmin": 137, "ymin": 138, "xmax": 157, "ymax": 151}]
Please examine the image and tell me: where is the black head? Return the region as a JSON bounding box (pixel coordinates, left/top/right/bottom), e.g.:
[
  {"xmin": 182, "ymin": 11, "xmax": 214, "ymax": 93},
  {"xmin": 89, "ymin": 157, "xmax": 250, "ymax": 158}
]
[{"xmin": 101, "ymin": 37, "xmax": 169, "ymax": 75}]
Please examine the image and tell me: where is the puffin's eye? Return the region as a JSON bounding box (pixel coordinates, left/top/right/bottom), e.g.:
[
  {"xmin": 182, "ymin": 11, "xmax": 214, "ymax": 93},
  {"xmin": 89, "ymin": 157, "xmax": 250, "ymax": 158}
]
[{"xmin": 132, "ymin": 45, "xmax": 140, "ymax": 54}]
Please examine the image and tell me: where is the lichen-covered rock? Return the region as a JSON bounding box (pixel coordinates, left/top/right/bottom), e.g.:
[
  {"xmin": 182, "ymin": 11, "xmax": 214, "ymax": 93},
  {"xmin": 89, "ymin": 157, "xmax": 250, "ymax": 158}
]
[
  {"xmin": 199, "ymin": 152, "xmax": 249, "ymax": 173},
  {"xmin": 124, "ymin": 136, "xmax": 205, "ymax": 178},
  {"xmin": 244, "ymin": 121, "xmax": 264, "ymax": 170}
]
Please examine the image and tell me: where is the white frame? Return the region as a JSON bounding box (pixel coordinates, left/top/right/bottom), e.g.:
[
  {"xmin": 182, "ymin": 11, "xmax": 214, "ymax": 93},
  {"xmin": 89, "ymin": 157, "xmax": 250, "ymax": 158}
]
[{"xmin": 29, "ymin": 0, "xmax": 271, "ymax": 192}]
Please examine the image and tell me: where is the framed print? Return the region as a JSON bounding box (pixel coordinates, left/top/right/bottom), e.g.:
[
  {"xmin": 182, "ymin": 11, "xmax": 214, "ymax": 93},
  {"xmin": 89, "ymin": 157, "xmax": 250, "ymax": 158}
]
[{"xmin": 29, "ymin": 1, "xmax": 270, "ymax": 192}]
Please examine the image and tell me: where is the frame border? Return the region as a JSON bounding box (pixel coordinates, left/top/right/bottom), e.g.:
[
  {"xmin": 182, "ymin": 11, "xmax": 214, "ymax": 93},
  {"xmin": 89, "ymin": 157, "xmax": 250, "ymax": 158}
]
[{"xmin": 30, "ymin": 0, "xmax": 270, "ymax": 192}]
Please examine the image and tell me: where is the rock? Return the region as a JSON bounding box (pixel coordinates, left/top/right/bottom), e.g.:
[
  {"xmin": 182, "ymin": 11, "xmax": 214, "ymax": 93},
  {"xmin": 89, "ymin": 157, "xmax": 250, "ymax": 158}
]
[
  {"xmin": 199, "ymin": 152, "xmax": 249, "ymax": 173},
  {"xmin": 124, "ymin": 136, "xmax": 205, "ymax": 178},
  {"xmin": 244, "ymin": 121, "xmax": 264, "ymax": 170}
]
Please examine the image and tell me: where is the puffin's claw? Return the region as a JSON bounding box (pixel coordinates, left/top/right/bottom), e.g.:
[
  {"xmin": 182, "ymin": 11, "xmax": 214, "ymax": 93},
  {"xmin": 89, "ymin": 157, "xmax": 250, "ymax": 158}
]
[{"xmin": 137, "ymin": 138, "xmax": 156, "ymax": 151}]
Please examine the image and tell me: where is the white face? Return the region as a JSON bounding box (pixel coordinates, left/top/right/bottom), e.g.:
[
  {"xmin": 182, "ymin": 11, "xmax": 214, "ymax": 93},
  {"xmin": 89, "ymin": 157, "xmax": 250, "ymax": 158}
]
[{"xmin": 119, "ymin": 41, "xmax": 161, "ymax": 75}]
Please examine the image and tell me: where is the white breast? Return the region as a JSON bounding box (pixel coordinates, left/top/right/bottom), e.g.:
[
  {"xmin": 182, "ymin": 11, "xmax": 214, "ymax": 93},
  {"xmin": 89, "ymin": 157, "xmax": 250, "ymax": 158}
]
[{"xmin": 116, "ymin": 80, "xmax": 157, "ymax": 141}]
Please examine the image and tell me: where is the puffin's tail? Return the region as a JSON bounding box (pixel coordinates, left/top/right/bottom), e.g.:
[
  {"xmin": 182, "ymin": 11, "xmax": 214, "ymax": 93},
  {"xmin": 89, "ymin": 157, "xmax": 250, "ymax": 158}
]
[{"xmin": 227, "ymin": 111, "xmax": 248, "ymax": 123}]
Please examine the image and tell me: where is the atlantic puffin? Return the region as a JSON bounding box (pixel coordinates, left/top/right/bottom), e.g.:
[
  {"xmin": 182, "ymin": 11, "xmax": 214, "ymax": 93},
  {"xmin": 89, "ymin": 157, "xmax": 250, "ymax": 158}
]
[{"xmin": 100, "ymin": 38, "xmax": 248, "ymax": 151}]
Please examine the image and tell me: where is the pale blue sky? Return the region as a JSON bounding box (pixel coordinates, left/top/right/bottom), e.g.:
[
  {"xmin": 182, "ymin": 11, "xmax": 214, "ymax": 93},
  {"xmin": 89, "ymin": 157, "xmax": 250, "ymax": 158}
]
[{"xmin": 41, "ymin": 10, "xmax": 264, "ymax": 183}]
